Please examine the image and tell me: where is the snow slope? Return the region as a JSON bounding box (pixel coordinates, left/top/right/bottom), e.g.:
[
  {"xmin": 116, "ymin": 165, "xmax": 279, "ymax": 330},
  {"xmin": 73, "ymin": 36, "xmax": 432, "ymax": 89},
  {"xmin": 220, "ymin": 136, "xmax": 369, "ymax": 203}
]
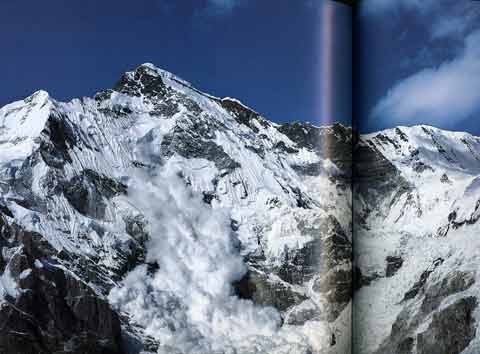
[{"xmin": 354, "ymin": 125, "xmax": 480, "ymax": 354}]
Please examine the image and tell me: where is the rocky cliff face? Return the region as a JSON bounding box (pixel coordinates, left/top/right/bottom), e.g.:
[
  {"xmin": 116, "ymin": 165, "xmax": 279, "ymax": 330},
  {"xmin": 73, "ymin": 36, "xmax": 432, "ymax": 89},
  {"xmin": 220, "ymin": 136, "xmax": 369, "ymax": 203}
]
[
  {"xmin": 354, "ymin": 126, "xmax": 480, "ymax": 354},
  {"xmin": 0, "ymin": 64, "xmax": 352, "ymax": 354},
  {"xmin": 0, "ymin": 214, "xmax": 125, "ymax": 354}
]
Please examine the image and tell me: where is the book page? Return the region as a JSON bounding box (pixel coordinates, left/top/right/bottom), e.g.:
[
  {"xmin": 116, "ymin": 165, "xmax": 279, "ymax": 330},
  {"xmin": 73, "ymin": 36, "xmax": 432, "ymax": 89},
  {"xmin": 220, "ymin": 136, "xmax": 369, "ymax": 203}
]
[
  {"xmin": 0, "ymin": 1, "xmax": 352, "ymax": 354},
  {"xmin": 354, "ymin": 1, "xmax": 480, "ymax": 353}
]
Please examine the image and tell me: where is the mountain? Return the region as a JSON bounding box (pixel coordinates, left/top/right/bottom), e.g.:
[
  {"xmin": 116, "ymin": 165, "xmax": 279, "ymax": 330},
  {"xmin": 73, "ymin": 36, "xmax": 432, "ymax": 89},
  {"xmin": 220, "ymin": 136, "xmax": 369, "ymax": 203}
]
[
  {"xmin": 354, "ymin": 125, "xmax": 480, "ymax": 354},
  {"xmin": 3, "ymin": 63, "xmax": 478, "ymax": 354},
  {"xmin": 0, "ymin": 63, "xmax": 352, "ymax": 354}
]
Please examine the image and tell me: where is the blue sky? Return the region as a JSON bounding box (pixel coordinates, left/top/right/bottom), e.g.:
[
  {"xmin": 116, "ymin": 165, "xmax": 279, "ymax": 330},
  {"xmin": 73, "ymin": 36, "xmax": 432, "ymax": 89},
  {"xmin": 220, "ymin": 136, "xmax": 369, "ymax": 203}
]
[
  {"xmin": 357, "ymin": 0, "xmax": 480, "ymax": 134},
  {"xmin": 0, "ymin": 0, "xmax": 351, "ymax": 126}
]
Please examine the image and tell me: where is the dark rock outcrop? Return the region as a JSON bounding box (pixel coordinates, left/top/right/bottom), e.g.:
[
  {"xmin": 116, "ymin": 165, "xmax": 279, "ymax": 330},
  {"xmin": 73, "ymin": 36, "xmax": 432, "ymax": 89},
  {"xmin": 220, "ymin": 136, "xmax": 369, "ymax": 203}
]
[
  {"xmin": 354, "ymin": 139, "xmax": 411, "ymax": 220},
  {"xmin": 353, "ymin": 266, "xmax": 380, "ymax": 291},
  {"xmin": 403, "ymin": 258, "xmax": 444, "ymax": 302},
  {"xmin": 440, "ymin": 173, "xmax": 451, "ymax": 184},
  {"xmin": 0, "ymin": 214, "xmax": 126, "ymax": 354},
  {"xmin": 385, "ymin": 255, "xmax": 403, "ymax": 278},
  {"xmin": 63, "ymin": 169, "xmax": 127, "ymax": 219},
  {"xmin": 421, "ymin": 270, "xmax": 475, "ymax": 313},
  {"xmin": 114, "ymin": 64, "xmax": 166, "ymax": 98},
  {"xmin": 417, "ymin": 296, "xmax": 477, "ymax": 354},
  {"xmin": 39, "ymin": 113, "xmax": 78, "ymax": 168},
  {"xmin": 219, "ymin": 98, "xmax": 269, "ymax": 133},
  {"xmin": 277, "ymin": 239, "xmax": 322, "ymax": 285},
  {"xmin": 161, "ymin": 125, "xmax": 241, "ymax": 172},
  {"xmin": 375, "ymin": 264, "xmax": 476, "ymax": 354},
  {"xmin": 234, "ymin": 268, "xmax": 307, "ymax": 312},
  {"xmin": 278, "ymin": 122, "xmax": 352, "ymax": 175}
]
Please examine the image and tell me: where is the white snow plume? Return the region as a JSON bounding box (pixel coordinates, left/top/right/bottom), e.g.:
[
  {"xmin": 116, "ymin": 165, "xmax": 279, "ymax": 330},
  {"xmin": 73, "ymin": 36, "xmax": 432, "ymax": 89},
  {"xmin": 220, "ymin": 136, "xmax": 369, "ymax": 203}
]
[{"xmin": 109, "ymin": 160, "xmax": 318, "ymax": 354}]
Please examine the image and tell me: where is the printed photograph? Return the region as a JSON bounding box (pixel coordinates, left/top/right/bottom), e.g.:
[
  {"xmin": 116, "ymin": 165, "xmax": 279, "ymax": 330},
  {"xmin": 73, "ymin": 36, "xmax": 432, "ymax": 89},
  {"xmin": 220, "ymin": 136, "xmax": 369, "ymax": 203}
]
[
  {"xmin": 0, "ymin": 1, "xmax": 351, "ymax": 354},
  {"xmin": 355, "ymin": 1, "xmax": 480, "ymax": 354},
  {"xmin": 1, "ymin": 1, "xmax": 479, "ymax": 354}
]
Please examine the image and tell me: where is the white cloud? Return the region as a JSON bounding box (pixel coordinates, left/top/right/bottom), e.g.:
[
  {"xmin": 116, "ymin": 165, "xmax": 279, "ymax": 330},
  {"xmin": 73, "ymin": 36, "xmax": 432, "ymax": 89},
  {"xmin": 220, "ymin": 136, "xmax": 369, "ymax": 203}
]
[
  {"xmin": 202, "ymin": 0, "xmax": 244, "ymax": 16},
  {"xmin": 361, "ymin": 0, "xmax": 436, "ymax": 16},
  {"xmin": 430, "ymin": 2, "xmax": 480, "ymax": 40},
  {"xmin": 208, "ymin": 0, "xmax": 238, "ymax": 11},
  {"xmin": 431, "ymin": 16, "xmax": 468, "ymax": 40},
  {"xmin": 362, "ymin": 0, "xmax": 480, "ymax": 41},
  {"xmin": 371, "ymin": 30, "xmax": 480, "ymax": 127},
  {"xmin": 157, "ymin": 0, "xmax": 243, "ymax": 17}
]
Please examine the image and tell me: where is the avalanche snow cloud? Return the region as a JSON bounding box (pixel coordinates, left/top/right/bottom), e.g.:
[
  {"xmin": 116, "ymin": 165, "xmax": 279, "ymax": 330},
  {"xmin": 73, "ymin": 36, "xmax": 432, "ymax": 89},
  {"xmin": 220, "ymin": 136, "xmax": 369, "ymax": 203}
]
[{"xmin": 109, "ymin": 161, "xmax": 314, "ymax": 354}]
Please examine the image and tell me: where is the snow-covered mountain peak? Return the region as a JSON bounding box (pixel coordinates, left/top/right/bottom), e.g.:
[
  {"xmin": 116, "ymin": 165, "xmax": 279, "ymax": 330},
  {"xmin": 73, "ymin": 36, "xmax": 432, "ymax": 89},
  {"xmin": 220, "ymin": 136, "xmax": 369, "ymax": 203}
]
[
  {"xmin": 356, "ymin": 125, "xmax": 480, "ymax": 268},
  {"xmin": 112, "ymin": 62, "xmax": 198, "ymax": 98},
  {"xmin": 0, "ymin": 89, "xmax": 54, "ymax": 165},
  {"xmin": 25, "ymin": 89, "xmax": 50, "ymax": 103},
  {"xmin": 0, "ymin": 63, "xmax": 354, "ymax": 354},
  {"xmin": 363, "ymin": 124, "xmax": 480, "ymax": 177},
  {"xmin": 1, "ymin": 89, "xmax": 52, "ymax": 114},
  {"xmin": 135, "ymin": 62, "xmax": 185, "ymax": 81},
  {"xmin": 365, "ymin": 124, "xmax": 479, "ymax": 144}
]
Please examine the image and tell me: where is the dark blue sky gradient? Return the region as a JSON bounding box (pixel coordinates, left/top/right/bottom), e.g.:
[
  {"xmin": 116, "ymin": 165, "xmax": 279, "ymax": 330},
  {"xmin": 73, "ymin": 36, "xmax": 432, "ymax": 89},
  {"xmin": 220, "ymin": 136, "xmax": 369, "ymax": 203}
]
[
  {"xmin": 356, "ymin": 1, "xmax": 480, "ymax": 135},
  {"xmin": 0, "ymin": 0, "xmax": 351, "ymax": 126},
  {"xmin": 355, "ymin": 8, "xmax": 453, "ymax": 132}
]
